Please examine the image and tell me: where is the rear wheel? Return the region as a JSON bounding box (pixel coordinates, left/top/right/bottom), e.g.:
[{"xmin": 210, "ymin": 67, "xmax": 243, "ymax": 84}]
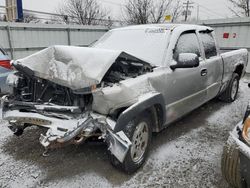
[
  {"xmin": 219, "ymin": 73, "xmax": 239, "ymax": 102},
  {"xmin": 221, "ymin": 143, "xmax": 242, "ymax": 188},
  {"xmin": 109, "ymin": 113, "xmax": 152, "ymax": 174}
]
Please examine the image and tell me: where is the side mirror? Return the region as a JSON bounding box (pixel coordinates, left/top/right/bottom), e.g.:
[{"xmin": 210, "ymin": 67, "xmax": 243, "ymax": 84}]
[{"xmin": 170, "ymin": 53, "xmax": 199, "ymax": 70}]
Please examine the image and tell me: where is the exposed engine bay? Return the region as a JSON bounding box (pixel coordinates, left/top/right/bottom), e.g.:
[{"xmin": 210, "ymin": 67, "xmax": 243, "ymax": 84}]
[{"xmin": 103, "ymin": 56, "xmax": 153, "ymax": 86}]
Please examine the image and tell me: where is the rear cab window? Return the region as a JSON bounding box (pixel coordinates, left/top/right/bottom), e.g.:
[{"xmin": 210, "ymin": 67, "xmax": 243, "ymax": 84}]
[{"xmin": 199, "ymin": 31, "xmax": 218, "ymax": 59}]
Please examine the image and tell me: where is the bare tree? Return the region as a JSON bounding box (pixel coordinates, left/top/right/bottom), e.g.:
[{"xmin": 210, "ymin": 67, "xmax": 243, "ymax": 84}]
[
  {"xmin": 171, "ymin": 0, "xmax": 184, "ymax": 22},
  {"xmin": 151, "ymin": 0, "xmax": 173, "ymax": 23},
  {"xmin": 58, "ymin": 0, "xmax": 109, "ymax": 25},
  {"xmin": 228, "ymin": 0, "xmax": 250, "ymax": 17},
  {"xmin": 123, "ymin": 0, "xmax": 173, "ymax": 24}
]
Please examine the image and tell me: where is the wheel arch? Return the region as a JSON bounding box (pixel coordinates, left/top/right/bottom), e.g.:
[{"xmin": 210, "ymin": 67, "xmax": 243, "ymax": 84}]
[{"xmin": 113, "ymin": 93, "xmax": 166, "ymax": 133}]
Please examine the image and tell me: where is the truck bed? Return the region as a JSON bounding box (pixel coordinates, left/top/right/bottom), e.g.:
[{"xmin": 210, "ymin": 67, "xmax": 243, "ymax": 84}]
[{"xmin": 221, "ymin": 49, "xmax": 248, "ymax": 83}]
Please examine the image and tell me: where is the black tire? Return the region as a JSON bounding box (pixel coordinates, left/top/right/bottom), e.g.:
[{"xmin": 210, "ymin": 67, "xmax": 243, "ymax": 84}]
[
  {"xmin": 8, "ymin": 125, "xmax": 24, "ymax": 136},
  {"xmin": 109, "ymin": 113, "xmax": 152, "ymax": 174},
  {"xmin": 219, "ymin": 73, "xmax": 240, "ymax": 102},
  {"xmin": 221, "ymin": 143, "xmax": 242, "ymax": 188}
]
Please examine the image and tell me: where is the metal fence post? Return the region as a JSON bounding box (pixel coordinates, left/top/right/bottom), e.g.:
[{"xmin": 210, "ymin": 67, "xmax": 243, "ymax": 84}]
[
  {"xmin": 6, "ymin": 24, "xmax": 14, "ymax": 59},
  {"xmin": 67, "ymin": 28, "xmax": 71, "ymax": 46}
]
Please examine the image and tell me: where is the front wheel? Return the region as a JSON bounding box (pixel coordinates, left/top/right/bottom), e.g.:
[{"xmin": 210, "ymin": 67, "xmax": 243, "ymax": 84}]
[{"xmin": 109, "ymin": 113, "xmax": 152, "ymax": 173}]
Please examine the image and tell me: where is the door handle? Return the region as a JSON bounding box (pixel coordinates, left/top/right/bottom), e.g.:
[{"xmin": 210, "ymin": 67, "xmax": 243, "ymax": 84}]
[{"xmin": 201, "ymin": 69, "xmax": 207, "ymax": 76}]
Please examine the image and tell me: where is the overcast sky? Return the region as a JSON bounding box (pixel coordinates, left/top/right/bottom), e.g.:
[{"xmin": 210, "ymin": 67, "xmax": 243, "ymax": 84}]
[{"xmin": 0, "ymin": 0, "xmax": 234, "ymax": 20}]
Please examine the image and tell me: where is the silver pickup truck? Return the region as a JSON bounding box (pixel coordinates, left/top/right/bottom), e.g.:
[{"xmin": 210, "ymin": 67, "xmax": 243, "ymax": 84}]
[{"xmin": 2, "ymin": 24, "xmax": 248, "ymax": 173}]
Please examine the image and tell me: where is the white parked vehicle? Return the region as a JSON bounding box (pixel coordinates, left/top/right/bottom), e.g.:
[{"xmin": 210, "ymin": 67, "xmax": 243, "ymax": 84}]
[{"xmin": 221, "ymin": 85, "xmax": 250, "ymax": 188}]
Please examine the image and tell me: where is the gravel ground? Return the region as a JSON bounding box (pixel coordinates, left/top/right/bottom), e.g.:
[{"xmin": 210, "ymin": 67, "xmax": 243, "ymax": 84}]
[{"xmin": 0, "ymin": 80, "xmax": 249, "ymax": 188}]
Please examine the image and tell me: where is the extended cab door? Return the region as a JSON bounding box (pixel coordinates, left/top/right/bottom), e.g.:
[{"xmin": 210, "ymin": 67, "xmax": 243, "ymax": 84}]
[
  {"xmin": 165, "ymin": 30, "xmax": 207, "ymax": 124},
  {"xmin": 198, "ymin": 30, "xmax": 223, "ymax": 101}
]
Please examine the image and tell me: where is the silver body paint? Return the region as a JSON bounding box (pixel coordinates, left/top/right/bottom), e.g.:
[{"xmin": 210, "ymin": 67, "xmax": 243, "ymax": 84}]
[{"xmin": 2, "ymin": 24, "xmax": 248, "ymax": 162}]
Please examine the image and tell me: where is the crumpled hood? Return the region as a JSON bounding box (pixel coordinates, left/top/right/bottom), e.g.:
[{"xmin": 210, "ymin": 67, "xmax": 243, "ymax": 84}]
[{"xmin": 13, "ymin": 45, "xmax": 127, "ymax": 90}]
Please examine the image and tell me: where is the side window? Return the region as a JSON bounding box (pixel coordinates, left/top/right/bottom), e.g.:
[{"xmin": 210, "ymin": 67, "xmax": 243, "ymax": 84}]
[
  {"xmin": 174, "ymin": 31, "xmax": 201, "ymax": 61},
  {"xmin": 199, "ymin": 31, "xmax": 217, "ymax": 59}
]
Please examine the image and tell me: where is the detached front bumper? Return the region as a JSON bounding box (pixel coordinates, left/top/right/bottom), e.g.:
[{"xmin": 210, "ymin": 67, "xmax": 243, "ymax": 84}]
[
  {"xmin": 228, "ymin": 123, "xmax": 250, "ymax": 186},
  {"xmin": 2, "ymin": 101, "xmax": 131, "ymax": 163}
]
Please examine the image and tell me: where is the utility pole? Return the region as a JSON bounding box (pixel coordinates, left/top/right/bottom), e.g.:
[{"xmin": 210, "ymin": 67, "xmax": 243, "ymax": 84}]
[
  {"xmin": 183, "ymin": 0, "xmax": 194, "ymax": 21},
  {"xmin": 197, "ymin": 4, "xmax": 199, "ymax": 21}
]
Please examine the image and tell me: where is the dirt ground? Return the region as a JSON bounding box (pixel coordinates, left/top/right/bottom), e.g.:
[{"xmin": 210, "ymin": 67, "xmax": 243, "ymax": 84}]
[{"xmin": 0, "ymin": 79, "xmax": 249, "ymax": 188}]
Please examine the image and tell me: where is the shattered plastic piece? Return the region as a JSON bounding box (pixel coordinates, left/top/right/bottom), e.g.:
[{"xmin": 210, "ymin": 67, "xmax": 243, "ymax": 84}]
[
  {"xmin": 31, "ymin": 172, "xmax": 39, "ymax": 179},
  {"xmin": 107, "ymin": 130, "xmax": 132, "ymax": 163}
]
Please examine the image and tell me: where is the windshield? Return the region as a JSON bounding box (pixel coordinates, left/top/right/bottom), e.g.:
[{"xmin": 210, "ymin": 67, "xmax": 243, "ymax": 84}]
[{"xmin": 93, "ymin": 28, "xmax": 170, "ymax": 66}]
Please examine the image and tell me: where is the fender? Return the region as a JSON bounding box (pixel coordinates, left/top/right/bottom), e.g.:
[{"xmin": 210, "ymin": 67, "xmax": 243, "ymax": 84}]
[{"xmin": 114, "ymin": 92, "xmax": 166, "ymax": 133}]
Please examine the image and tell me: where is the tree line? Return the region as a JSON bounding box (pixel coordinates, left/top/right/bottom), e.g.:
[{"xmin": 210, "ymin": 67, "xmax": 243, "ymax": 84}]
[
  {"xmin": 0, "ymin": 0, "xmax": 249, "ymax": 25},
  {"xmin": 56, "ymin": 0, "xmax": 250, "ymax": 25},
  {"xmin": 56, "ymin": 0, "xmax": 184, "ymax": 26}
]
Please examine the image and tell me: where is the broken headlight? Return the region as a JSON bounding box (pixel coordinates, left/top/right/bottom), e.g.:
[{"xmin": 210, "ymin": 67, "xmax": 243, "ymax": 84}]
[{"xmin": 242, "ymin": 104, "xmax": 250, "ymax": 145}]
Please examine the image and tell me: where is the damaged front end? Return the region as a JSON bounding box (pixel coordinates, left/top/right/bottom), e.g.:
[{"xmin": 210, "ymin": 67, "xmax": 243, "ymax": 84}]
[
  {"xmin": 2, "ymin": 46, "xmax": 153, "ymax": 163},
  {"xmin": 2, "ymin": 95, "xmax": 132, "ymax": 162}
]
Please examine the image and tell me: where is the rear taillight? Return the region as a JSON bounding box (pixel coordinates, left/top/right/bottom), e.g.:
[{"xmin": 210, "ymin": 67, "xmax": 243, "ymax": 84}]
[{"xmin": 0, "ymin": 60, "xmax": 12, "ymax": 69}]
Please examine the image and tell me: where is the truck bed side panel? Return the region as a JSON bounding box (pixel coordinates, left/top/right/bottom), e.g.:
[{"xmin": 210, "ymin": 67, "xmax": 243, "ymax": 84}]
[{"xmin": 220, "ymin": 49, "xmax": 248, "ymax": 84}]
